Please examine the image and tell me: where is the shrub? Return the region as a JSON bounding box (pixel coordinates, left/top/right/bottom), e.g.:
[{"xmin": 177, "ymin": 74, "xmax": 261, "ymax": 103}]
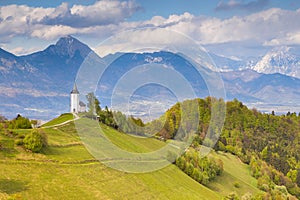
[
  {"xmin": 10, "ymin": 114, "xmax": 32, "ymax": 129},
  {"xmin": 23, "ymin": 130, "xmax": 47, "ymax": 153},
  {"xmin": 241, "ymin": 192, "xmax": 252, "ymax": 200},
  {"xmin": 17, "ymin": 134, "xmax": 25, "ymax": 139},
  {"xmin": 233, "ymin": 181, "xmax": 240, "ymax": 188},
  {"xmin": 15, "ymin": 139, "xmax": 23, "ymax": 146},
  {"xmin": 223, "ymin": 192, "xmax": 240, "ymax": 200}
]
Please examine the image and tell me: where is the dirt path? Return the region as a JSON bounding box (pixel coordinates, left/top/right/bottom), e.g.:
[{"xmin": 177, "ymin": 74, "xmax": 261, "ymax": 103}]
[{"xmin": 42, "ymin": 113, "xmax": 79, "ymax": 129}]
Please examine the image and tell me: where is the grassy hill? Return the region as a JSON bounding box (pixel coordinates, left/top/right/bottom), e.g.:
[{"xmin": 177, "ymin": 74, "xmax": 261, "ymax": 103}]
[
  {"xmin": 41, "ymin": 113, "xmax": 74, "ymax": 128},
  {"xmin": 0, "ymin": 116, "xmax": 263, "ymax": 199},
  {"xmin": 208, "ymin": 151, "xmax": 261, "ymax": 197}
]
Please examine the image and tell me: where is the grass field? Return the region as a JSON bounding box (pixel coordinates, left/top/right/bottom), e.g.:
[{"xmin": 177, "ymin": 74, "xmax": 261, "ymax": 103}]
[
  {"xmin": 41, "ymin": 113, "xmax": 74, "ymax": 127},
  {"xmin": 0, "ymin": 119, "xmax": 221, "ymax": 199},
  {"xmin": 208, "ymin": 151, "xmax": 261, "ymax": 197},
  {"xmin": 0, "ymin": 116, "xmax": 263, "ymax": 199}
]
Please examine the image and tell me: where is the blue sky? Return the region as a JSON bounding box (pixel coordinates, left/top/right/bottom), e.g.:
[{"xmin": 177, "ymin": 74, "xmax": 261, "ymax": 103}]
[
  {"xmin": 0, "ymin": 0, "xmax": 298, "ymax": 19},
  {"xmin": 0, "ymin": 0, "xmax": 300, "ymax": 57}
]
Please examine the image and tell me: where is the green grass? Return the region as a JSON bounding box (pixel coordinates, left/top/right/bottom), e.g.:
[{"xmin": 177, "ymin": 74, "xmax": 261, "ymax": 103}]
[
  {"xmin": 42, "ymin": 145, "xmax": 95, "ymax": 162},
  {"xmin": 0, "ymin": 119, "xmax": 221, "ymax": 199},
  {"xmin": 0, "ymin": 118, "xmax": 263, "ymax": 199},
  {"xmin": 43, "ymin": 127, "xmax": 80, "ymax": 146},
  {"xmin": 208, "ymin": 151, "xmax": 261, "ymax": 197},
  {"xmin": 101, "ymin": 123, "xmax": 166, "ymax": 153},
  {"xmin": 0, "ymin": 137, "xmax": 17, "ymax": 158},
  {"xmin": 0, "ymin": 161, "xmax": 220, "ymax": 200},
  {"xmin": 42, "ymin": 113, "xmax": 74, "ymax": 127}
]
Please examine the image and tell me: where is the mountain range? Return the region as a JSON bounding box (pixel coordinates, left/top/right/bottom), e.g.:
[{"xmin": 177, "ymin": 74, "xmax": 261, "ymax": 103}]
[
  {"xmin": 252, "ymin": 46, "xmax": 300, "ymax": 78},
  {"xmin": 0, "ymin": 36, "xmax": 299, "ymax": 120}
]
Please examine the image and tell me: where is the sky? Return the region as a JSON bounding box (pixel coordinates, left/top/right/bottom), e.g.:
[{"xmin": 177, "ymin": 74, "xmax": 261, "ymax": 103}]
[{"xmin": 0, "ymin": 0, "xmax": 300, "ymax": 58}]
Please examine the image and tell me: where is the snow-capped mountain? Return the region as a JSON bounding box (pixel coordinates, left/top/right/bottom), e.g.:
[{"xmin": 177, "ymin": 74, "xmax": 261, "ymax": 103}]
[
  {"xmin": 0, "ymin": 36, "xmax": 299, "ymax": 120},
  {"xmin": 252, "ymin": 46, "xmax": 300, "ymax": 78}
]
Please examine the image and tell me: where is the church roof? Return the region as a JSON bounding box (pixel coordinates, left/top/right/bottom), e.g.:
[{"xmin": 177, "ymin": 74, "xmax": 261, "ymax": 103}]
[
  {"xmin": 71, "ymin": 83, "xmax": 79, "ymax": 94},
  {"xmin": 79, "ymin": 101, "xmax": 86, "ymax": 106}
]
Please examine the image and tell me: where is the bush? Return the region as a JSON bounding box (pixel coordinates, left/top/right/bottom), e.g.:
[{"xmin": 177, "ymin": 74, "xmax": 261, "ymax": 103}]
[
  {"xmin": 241, "ymin": 192, "xmax": 252, "ymax": 200},
  {"xmin": 233, "ymin": 181, "xmax": 240, "ymax": 188},
  {"xmin": 9, "ymin": 114, "xmax": 32, "ymax": 129},
  {"xmin": 17, "ymin": 134, "xmax": 25, "ymax": 139},
  {"xmin": 15, "ymin": 139, "xmax": 23, "ymax": 146},
  {"xmin": 23, "ymin": 130, "xmax": 47, "ymax": 153},
  {"xmin": 223, "ymin": 192, "xmax": 240, "ymax": 200}
]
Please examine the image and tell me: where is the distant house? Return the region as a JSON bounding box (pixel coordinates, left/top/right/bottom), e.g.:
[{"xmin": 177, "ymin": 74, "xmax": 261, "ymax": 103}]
[
  {"xmin": 79, "ymin": 101, "xmax": 86, "ymax": 113},
  {"xmin": 70, "ymin": 83, "xmax": 86, "ymax": 113}
]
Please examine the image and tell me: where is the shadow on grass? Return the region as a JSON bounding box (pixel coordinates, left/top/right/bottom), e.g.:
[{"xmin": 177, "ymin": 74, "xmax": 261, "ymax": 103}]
[
  {"xmin": 0, "ymin": 139, "xmax": 18, "ymax": 158},
  {"xmin": 0, "ymin": 179, "xmax": 28, "ymax": 194}
]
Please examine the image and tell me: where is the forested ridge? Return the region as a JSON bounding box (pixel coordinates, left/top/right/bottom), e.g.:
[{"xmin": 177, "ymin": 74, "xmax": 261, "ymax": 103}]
[
  {"xmin": 152, "ymin": 97, "xmax": 300, "ymax": 198},
  {"xmin": 84, "ymin": 94, "xmax": 300, "ymax": 198}
]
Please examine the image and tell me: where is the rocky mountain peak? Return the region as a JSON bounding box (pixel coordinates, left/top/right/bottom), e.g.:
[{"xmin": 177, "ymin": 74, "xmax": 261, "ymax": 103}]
[
  {"xmin": 252, "ymin": 46, "xmax": 300, "ymax": 78},
  {"xmin": 45, "ymin": 35, "xmax": 92, "ymax": 58}
]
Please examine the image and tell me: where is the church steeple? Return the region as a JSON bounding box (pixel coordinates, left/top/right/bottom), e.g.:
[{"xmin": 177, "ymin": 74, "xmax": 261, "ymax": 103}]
[{"xmin": 71, "ymin": 83, "xmax": 79, "ymax": 94}]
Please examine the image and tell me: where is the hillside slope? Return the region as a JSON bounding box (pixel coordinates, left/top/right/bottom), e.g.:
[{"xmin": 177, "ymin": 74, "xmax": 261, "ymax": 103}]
[{"xmin": 0, "ymin": 119, "xmax": 221, "ymax": 200}]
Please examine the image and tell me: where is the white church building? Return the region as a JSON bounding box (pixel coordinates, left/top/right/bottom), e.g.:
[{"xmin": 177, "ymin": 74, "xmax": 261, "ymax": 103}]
[{"xmin": 70, "ymin": 83, "xmax": 86, "ymax": 113}]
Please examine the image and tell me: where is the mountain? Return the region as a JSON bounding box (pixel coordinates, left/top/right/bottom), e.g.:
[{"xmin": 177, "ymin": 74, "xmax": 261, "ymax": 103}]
[
  {"xmin": 0, "ymin": 36, "xmax": 94, "ymax": 119},
  {"xmin": 222, "ymin": 70, "xmax": 300, "ymax": 113},
  {"xmin": 0, "ymin": 36, "xmax": 299, "ymax": 120},
  {"xmin": 210, "ymin": 46, "xmax": 300, "ymax": 79},
  {"xmin": 95, "ymin": 52, "xmax": 300, "ymax": 119},
  {"xmin": 209, "ymin": 52, "xmax": 246, "ymax": 71},
  {"xmin": 21, "ymin": 35, "xmax": 92, "ymax": 84},
  {"xmin": 252, "ymin": 46, "xmax": 300, "ymax": 78}
]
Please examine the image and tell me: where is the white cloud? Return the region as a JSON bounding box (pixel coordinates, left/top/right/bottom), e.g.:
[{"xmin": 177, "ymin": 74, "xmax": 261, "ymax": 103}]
[
  {"xmin": 93, "ymin": 8, "xmax": 300, "ymax": 56},
  {"xmin": 1, "ymin": 2, "xmax": 300, "ymax": 55},
  {"xmin": 70, "ymin": 0, "xmax": 140, "ymax": 26},
  {"xmin": 10, "ymin": 46, "xmax": 41, "ymax": 55},
  {"xmin": 30, "ymin": 25, "xmax": 78, "ymax": 40},
  {"xmin": 264, "ymin": 31, "xmax": 300, "ymax": 46},
  {"xmin": 189, "ymin": 8, "xmax": 300, "ymax": 45},
  {"xmin": 0, "ymin": 0, "xmax": 141, "ymax": 40},
  {"xmin": 0, "ymin": 85, "xmax": 68, "ymax": 97}
]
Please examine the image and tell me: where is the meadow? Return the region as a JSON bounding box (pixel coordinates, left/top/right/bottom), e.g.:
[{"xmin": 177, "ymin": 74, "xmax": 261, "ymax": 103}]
[{"xmin": 0, "ymin": 115, "xmax": 264, "ymax": 199}]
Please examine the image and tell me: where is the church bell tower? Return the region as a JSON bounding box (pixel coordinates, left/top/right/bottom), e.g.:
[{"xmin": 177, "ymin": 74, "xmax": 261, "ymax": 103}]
[{"xmin": 70, "ymin": 83, "xmax": 79, "ymax": 113}]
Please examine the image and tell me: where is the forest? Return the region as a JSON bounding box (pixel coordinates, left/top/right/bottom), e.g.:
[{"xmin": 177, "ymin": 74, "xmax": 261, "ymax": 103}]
[
  {"xmin": 151, "ymin": 97, "xmax": 300, "ymax": 198},
  {"xmin": 84, "ymin": 94, "xmax": 300, "ymax": 198}
]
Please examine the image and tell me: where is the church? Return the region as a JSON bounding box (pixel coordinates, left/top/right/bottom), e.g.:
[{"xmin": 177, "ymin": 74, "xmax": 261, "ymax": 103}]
[{"xmin": 70, "ymin": 83, "xmax": 86, "ymax": 113}]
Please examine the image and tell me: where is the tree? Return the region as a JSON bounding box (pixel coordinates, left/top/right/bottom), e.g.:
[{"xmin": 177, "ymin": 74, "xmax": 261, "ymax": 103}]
[
  {"xmin": 176, "ymin": 156, "xmax": 186, "ymax": 171},
  {"xmin": 192, "ymin": 168, "xmax": 203, "ymax": 183},
  {"xmin": 287, "ymin": 169, "xmax": 297, "ymax": 183},
  {"xmin": 223, "ymin": 192, "xmax": 240, "ymax": 200},
  {"xmin": 10, "ymin": 114, "xmax": 32, "ymax": 129},
  {"xmin": 23, "ymin": 130, "xmax": 47, "ymax": 153},
  {"xmin": 241, "ymin": 192, "xmax": 252, "ymax": 200},
  {"xmin": 201, "ymin": 171, "xmax": 209, "ymax": 185},
  {"xmin": 261, "ymin": 146, "xmax": 270, "ymax": 162},
  {"xmin": 86, "ymin": 92, "xmax": 101, "ymax": 116},
  {"xmin": 185, "ymin": 162, "xmax": 194, "ymax": 176},
  {"xmin": 296, "ymin": 169, "xmax": 300, "ymax": 187}
]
